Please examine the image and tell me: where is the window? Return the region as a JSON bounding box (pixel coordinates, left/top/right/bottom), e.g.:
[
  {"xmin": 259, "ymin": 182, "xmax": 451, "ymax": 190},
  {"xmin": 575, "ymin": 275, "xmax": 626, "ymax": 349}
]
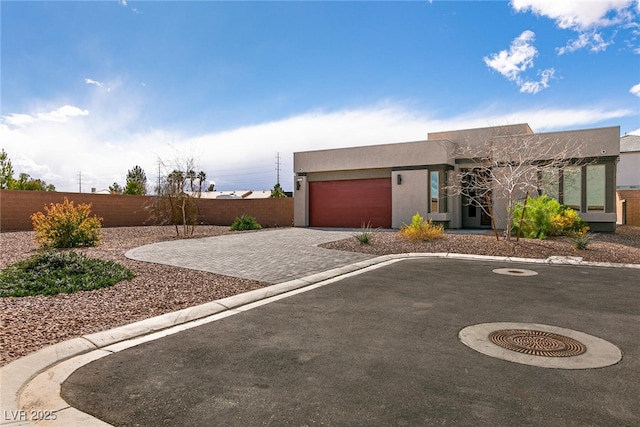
[
  {"xmin": 430, "ymin": 171, "xmax": 439, "ymax": 213},
  {"xmin": 429, "ymin": 170, "xmax": 447, "ymax": 213},
  {"xmin": 540, "ymin": 168, "xmax": 559, "ymax": 201},
  {"xmin": 563, "ymin": 166, "xmax": 582, "ymax": 211},
  {"xmin": 586, "ymin": 165, "xmax": 605, "ymax": 212}
]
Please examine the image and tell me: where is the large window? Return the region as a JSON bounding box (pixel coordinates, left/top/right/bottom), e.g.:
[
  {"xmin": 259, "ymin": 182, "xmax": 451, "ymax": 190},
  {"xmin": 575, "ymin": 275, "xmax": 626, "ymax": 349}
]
[
  {"xmin": 563, "ymin": 166, "xmax": 582, "ymax": 211},
  {"xmin": 539, "ymin": 163, "xmax": 609, "ymax": 213},
  {"xmin": 586, "ymin": 165, "xmax": 605, "ymax": 212},
  {"xmin": 540, "ymin": 168, "xmax": 560, "ymax": 201}
]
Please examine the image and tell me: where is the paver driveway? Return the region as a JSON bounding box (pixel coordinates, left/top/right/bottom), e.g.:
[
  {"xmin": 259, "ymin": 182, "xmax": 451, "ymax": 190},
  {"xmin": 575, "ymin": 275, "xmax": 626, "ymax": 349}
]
[{"xmin": 125, "ymin": 228, "xmax": 375, "ymax": 283}]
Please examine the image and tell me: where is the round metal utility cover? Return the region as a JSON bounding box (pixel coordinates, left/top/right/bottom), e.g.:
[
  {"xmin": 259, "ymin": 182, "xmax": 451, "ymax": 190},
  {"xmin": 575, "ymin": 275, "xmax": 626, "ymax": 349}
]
[
  {"xmin": 459, "ymin": 322, "xmax": 622, "ymax": 369},
  {"xmin": 492, "ymin": 268, "xmax": 538, "ymax": 276}
]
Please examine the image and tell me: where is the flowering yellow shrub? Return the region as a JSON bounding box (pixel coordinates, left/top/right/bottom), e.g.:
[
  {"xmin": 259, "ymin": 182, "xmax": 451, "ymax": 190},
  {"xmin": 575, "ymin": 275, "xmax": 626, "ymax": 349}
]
[
  {"xmin": 399, "ymin": 213, "xmax": 444, "ymax": 241},
  {"xmin": 550, "ymin": 208, "xmax": 589, "ymax": 235},
  {"xmin": 31, "ymin": 198, "xmax": 103, "ymax": 248}
]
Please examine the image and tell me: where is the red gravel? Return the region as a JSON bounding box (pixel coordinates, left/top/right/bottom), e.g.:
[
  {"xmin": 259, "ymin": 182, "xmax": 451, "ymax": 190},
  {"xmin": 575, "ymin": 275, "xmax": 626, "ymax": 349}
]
[{"xmin": 1, "ymin": 225, "xmax": 639, "ymax": 366}]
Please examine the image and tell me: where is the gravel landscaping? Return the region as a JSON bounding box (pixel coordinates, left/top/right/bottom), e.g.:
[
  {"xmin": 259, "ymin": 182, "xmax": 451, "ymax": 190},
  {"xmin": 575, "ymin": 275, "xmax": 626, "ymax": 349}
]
[{"xmin": 1, "ymin": 225, "xmax": 639, "ymax": 366}]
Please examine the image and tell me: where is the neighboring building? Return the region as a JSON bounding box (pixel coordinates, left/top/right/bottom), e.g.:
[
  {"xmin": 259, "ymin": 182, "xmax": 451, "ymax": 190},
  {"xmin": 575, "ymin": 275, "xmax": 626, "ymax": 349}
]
[
  {"xmin": 617, "ymin": 134, "xmax": 640, "ymax": 190},
  {"xmin": 616, "ymin": 134, "xmax": 640, "ymax": 225},
  {"xmin": 191, "ymin": 190, "xmax": 272, "ymax": 199},
  {"xmin": 294, "ymin": 123, "xmax": 620, "ymax": 232}
]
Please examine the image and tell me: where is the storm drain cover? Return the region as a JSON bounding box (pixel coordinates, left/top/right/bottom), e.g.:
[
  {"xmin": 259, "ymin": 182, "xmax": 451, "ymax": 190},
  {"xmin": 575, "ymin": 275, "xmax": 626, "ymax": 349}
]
[
  {"xmin": 492, "ymin": 268, "xmax": 538, "ymax": 276},
  {"xmin": 488, "ymin": 329, "xmax": 586, "ymax": 357},
  {"xmin": 459, "ymin": 322, "xmax": 622, "ymax": 369}
]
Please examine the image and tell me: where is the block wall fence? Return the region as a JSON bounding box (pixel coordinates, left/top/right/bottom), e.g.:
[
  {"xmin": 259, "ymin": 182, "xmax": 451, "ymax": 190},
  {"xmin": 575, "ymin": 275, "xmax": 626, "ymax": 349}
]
[{"xmin": 0, "ymin": 190, "xmax": 294, "ymax": 232}]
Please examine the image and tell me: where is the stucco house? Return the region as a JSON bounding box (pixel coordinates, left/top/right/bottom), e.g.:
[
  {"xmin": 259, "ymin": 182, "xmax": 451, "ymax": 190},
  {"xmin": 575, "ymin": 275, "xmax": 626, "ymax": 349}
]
[
  {"xmin": 616, "ymin": 134, "xmax": 640, "ymax": 225},
  {"xmin": 293, "ymin": 123, "xmax": 620, "ymax": 232}
]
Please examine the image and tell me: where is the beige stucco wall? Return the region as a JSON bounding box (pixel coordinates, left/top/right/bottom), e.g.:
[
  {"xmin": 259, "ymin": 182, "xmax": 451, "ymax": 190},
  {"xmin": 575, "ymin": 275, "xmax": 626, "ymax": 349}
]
[
  {"xmin": 428, "ymin": 123, "xmax": 533, "ymax": 144},
  {"xmin": 391, "ymin": 170, "xmax": 429, "ymax": 228},
  {"xmin": 294, "ymin": 139, "xmax": 455, "ymax": 174},
  {"xmin": 293, "ymin": 175, "xmax": 308, "ymax": 227},
  {"xmin": 306, "ymin": 168, "xmax": 391, "ymax": 182},
  {"xmin": 492, "ymin": 126, "xmax": 620, "ymax": 160}
]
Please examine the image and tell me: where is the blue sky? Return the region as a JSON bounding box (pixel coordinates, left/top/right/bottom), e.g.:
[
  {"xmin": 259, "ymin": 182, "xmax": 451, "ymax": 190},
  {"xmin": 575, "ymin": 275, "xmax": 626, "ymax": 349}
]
[{"xmin": 2, "ymin": 0, "xmax": 639, "ymax": 193}]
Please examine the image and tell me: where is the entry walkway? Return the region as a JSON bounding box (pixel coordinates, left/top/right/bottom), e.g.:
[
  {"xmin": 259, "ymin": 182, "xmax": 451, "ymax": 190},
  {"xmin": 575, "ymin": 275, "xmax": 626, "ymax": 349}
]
[{"xmin": 125, "ymin": 228, "xmax": 375, "ymax": 283}]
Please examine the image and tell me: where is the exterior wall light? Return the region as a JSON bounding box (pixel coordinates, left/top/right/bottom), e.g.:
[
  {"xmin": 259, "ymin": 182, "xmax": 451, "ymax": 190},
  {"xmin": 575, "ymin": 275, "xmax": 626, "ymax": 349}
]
[{"xmin": 397, "ymin": 174, "xmax": 402, "ymax": 185}]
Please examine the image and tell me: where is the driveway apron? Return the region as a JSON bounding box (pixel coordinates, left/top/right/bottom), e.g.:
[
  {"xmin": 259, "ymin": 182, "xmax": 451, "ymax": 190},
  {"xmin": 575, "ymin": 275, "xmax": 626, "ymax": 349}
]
[{"xmin": 125, "ymin": 228, "xmax": 375, "ymax": 283}]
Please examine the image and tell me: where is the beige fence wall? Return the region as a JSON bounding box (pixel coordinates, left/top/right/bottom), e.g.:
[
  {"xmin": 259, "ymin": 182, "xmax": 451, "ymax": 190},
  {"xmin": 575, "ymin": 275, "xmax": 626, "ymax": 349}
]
[{"xmin": 0, "ymin": 190, "xmax": 293, "ymax": 231}]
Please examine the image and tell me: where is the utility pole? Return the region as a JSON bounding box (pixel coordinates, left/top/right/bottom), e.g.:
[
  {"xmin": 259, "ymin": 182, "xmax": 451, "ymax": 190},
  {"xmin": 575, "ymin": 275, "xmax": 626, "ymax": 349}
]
[
  {"xmin": 157, "ymin": 160, "xmax": 162, "ymax": 195},
  {"xmin": 275, "ymin": 152, "xmax": 281, "ymax": 185},
  {"xmin": 78, "ymin": 171, "xmax": 82, "ymax": 193}
]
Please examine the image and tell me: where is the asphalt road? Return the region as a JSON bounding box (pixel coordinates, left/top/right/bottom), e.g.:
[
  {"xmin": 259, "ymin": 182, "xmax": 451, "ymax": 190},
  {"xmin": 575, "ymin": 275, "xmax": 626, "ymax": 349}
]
[{"xmin": 61, "ymin": 258, "xmax": 640, "ymax": 426}]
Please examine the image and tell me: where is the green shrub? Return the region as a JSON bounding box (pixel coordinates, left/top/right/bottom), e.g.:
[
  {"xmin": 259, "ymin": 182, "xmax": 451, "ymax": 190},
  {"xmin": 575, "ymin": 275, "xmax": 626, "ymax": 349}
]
[
  {"xmin": 399, "ymin": 213, "xmax": 444, "ymax": 242},
  {"xmin": 31, "ymin": 198, "xmax": 102, "ymax": 248},
  {"xmin": 354, "ymin": 222, "xmax": 375, "ymax": 245},
  {"xmin": 230, "ymin": 215, "xmax": 262, "ymax": 231},
  {"xmin": 512, "ymin": 195, "xmax": 588, "ymax": 239},
  {"xmin": 0, "ymin": 251, "xmax": 134, "ymax": 297}
]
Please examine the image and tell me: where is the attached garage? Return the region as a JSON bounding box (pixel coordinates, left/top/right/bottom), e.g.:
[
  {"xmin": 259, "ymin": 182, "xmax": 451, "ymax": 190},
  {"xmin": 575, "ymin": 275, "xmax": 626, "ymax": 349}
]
[{"xmin": 309, "ymin": 178, "xmax": 392, "ymax": 228}]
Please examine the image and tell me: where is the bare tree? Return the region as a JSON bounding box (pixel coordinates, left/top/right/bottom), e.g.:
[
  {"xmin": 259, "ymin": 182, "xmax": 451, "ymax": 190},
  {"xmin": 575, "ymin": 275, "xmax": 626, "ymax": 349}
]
[
  {"xmin": 447, "ymin": 132, "xmax": 590, "ymax": 241},
  {"xmin": 149, "ymin": 157, "xmax": 207, "ymax": 237}
]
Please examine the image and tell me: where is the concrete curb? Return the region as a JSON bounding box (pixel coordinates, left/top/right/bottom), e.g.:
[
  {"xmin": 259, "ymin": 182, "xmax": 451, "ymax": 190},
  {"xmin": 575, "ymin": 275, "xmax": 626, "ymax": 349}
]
[{"xmin": 1, "ymin": 253, "xmax": 637, "ymax": 426}]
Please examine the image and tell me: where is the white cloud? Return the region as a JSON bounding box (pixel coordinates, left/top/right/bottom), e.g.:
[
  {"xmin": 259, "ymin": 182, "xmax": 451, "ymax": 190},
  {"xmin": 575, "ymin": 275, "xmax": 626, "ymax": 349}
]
[
  {"xmin": 0, "ymin": 102, "xmax": 633, "ymax": 193},
  {"xmin": 511, "ymin": 0, "xmax": 635, "ymax": 31},
  {"xmin": 484, "ymin": 31, "xmax": 555, "ymax": 93},
  {"xmin": 511, "ymin": 0, "xmax": 639, "ymax": 54},
  {"xmin": 630, "ymin": 83, "xmax": 640, "ymax": 96},
  {"xmin": 84, "ymin": 78, "xmax": 113, "ymax": 92},
  {"xmin": 518, "ymin": 68, "xmax": 555, "ymax": 94},
  {"xmin": 484, "ymin": 30, "xmax": 538, "ymax": 81},
  {"xmin": 2, "ymin": 105, "xmax": 89, "ymax": 127},
  {"xmin": 557, "ymin": 32, "xmax": 612, "ymax": 55}
]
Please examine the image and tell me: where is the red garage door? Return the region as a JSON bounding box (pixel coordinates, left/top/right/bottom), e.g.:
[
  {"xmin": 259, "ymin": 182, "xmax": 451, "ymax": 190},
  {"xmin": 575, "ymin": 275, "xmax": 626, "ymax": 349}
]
[{"xmin": 309, "ymin": 178, "xmax": 392, "ymax": 228}]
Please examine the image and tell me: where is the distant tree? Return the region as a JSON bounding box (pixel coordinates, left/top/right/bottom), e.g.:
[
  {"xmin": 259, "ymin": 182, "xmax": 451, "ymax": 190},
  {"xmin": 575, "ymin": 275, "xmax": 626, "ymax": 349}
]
[
  {"xmin": 207, "ymin": 183, "xmax": 215, "ymax": 192},
  {"xmin": 0, "ymin": 151, "xmax": 55, "ymax": 191},
  {"xmin": 0, "ymin": 149, "xmax": 15, "ymax": 190},
  {"xmin": 270, "ymin": 183, "xmax": 287, "ymax": 198},
  {"xmin": 109, "ymin": 182, "xmax": 123, "ymax": 194},
  {"xmin": 197, "ymin": 171, "xmax": 207, "ymax": 192},
  {"xmin": 124, "ymin": 165, "xmax": 147, "ymax": 195},
  {"xmin": 13, "ymin": 173, "xmax": 56, "ymax": 191}
]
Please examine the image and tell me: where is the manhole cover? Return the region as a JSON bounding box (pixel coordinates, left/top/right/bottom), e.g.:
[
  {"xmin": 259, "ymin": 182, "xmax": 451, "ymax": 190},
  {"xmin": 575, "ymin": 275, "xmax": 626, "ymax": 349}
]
[
  {"xmin": 489, "ymin": 329, "xmax": 586, "ymax": 357},
  {"xmin": 492, "ymin": 268, "xmax": 538, "ymax": 276},
  {"xmin": 459, "ymin": 322, "xmax": 622, "ymax": 369}
]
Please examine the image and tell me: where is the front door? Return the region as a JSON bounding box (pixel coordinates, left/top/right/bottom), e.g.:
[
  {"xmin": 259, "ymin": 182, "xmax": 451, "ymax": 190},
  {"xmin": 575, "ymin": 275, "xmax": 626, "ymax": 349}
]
[{"xmin": 461, "ymin": 170, "xmax": 492, "ymax": 229}]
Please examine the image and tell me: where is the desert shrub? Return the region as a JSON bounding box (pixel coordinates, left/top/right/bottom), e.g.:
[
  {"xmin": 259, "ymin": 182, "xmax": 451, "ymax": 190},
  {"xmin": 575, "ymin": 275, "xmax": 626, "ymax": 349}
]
[
  {"xmin": 0, "ymin": 250, "xmax": 134, "ymax": 297},
  {"xmin": 570, "ymin": 231, "xmax": 591, "ymax": 250},
  {"xmin": 512, "ymin": 195, "xmax": 588, "ymax": 239},
  {"xmin": 230, "ymin": 215, "xmax": 262, "ymax": 231},
  {"xmin": 399, "ymin": 213, "xmax": 444, "ymax": 241},
  {"xmin": 31, "ymin": 198, "xmax": 103, "ymax": 248},
  {"xmin": 354, "ymin": 222, "xmax": 376, "ymax": 245}
]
